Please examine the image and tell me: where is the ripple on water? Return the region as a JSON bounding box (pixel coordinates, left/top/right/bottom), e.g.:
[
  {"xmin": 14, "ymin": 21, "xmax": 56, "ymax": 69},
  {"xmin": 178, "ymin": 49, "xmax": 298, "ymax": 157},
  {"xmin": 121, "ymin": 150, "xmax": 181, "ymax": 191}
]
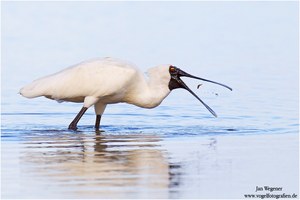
[{"xmin": 2, "ymin": 109, "xmax": 298, "ymax": 199}]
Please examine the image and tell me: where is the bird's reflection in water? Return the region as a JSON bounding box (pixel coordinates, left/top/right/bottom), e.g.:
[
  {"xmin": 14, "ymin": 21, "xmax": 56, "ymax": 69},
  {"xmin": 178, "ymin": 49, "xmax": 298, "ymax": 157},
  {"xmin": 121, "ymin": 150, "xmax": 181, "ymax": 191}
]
[{"xmin": 20, "ymin": 131, "xmax": 181, "ymax": 198}]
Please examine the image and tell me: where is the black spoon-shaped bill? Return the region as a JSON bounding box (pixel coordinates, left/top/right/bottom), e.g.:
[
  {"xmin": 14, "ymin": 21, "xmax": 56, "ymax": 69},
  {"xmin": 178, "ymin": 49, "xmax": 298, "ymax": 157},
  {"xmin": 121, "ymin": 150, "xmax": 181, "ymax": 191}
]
[{"xmin": 168, "ymin": 66, "xmax": 232, "ymax": 117}]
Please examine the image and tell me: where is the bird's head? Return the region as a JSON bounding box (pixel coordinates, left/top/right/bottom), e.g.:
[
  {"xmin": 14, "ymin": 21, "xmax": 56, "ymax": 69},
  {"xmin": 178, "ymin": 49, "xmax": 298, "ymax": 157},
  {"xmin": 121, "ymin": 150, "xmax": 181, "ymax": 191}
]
[{"xmin": 168, "ymin": 65, "xmax": 232, "ymax": 117}]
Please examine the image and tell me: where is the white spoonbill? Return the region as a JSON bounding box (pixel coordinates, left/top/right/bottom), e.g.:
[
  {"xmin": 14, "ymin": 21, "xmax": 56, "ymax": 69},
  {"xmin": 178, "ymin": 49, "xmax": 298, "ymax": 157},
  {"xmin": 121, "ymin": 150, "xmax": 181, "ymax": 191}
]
[{"xmin": 20, "ymin": 57, "xmax": 232, "ymax": 131}]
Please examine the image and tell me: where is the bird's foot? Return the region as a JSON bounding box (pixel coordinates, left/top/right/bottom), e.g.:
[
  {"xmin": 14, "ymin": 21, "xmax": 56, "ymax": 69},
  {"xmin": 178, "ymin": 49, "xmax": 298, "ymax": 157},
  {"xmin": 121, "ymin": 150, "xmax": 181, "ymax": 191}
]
[
  {"xmin": 95, "ymin": 128, "xmax": 105, "ymax": 133},
  {"xmin": 68, "ymin": 124, "xmax": 78, "ymax": 131}
]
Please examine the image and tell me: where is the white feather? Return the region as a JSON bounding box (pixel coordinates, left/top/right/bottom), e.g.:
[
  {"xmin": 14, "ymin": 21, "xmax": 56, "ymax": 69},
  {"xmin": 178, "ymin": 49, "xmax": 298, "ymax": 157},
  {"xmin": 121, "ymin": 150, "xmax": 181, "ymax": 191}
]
[{"xmin": 20, "ymin": 57, "xmax": 172, "ymax": 110}]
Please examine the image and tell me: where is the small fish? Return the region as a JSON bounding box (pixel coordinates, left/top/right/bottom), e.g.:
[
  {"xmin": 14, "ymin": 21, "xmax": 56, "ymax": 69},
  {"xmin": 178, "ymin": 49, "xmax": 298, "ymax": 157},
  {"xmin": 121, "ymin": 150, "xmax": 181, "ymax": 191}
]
[{"xmin": 197, "ymin": 84, "xmax": 202, "ymax": 89}]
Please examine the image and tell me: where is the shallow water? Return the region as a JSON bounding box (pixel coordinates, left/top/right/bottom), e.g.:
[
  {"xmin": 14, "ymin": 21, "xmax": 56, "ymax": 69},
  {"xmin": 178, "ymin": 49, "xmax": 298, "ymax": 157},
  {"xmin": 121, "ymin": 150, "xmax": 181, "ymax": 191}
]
[{"xmin": 1, "ymin": 98, "xmax": 299, "ymax": 198}]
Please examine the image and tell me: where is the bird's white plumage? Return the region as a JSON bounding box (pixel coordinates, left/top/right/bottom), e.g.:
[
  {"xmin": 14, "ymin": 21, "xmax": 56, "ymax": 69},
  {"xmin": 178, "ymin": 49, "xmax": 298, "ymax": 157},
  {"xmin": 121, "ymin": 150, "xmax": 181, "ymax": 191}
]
[
  {"xmin": 20, "ymin": 57, "xmax": 172, "ymax": 113},
  {"xmin": 20, "ymin": 57, "xmax": 232, "ymax": 130}
]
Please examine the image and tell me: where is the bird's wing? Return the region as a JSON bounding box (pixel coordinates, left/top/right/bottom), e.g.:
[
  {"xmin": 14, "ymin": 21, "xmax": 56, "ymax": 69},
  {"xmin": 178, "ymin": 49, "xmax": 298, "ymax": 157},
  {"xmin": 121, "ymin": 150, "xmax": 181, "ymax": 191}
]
[{"xmin": 20, "ymin": 57, "xmax": 139, "ymax": 102}]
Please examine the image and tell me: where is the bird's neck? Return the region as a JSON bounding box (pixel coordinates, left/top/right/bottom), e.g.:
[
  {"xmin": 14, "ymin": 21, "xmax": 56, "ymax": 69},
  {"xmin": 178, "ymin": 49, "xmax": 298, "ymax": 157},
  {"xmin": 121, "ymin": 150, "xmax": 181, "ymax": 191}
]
[{"xmin": 125, "ymin": 74, "xmax": 171, "ymax": 108}]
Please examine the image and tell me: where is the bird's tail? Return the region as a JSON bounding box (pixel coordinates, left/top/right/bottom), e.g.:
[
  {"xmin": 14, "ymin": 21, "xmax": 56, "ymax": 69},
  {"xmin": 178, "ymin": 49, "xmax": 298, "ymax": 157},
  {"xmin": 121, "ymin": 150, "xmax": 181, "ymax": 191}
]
[{"xmin": 19, "ymin": 79, "xmax": 49, "ymax": 98}]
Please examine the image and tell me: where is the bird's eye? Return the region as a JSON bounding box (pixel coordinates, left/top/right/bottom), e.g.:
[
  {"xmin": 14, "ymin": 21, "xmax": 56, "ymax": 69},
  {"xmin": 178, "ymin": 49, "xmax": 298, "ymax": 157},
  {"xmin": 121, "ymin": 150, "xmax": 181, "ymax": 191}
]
[{"xmin": 169, "ymin": 66, "xmax": 176, "ymax": 73}]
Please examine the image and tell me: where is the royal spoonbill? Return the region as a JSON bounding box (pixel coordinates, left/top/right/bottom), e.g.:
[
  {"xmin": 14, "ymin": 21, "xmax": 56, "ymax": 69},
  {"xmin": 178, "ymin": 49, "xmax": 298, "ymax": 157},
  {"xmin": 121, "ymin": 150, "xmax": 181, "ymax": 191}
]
[{"xmin": 20, "ymin": 57, "xmax": 232, "ymax": 131}]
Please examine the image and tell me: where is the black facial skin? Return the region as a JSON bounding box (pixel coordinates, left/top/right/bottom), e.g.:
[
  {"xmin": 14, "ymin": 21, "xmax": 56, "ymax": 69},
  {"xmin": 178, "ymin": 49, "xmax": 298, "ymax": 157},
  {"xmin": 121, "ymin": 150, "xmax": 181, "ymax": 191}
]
[{"xmin": 168, "ymin": 65, "xmax": 232, "ymax": 117}]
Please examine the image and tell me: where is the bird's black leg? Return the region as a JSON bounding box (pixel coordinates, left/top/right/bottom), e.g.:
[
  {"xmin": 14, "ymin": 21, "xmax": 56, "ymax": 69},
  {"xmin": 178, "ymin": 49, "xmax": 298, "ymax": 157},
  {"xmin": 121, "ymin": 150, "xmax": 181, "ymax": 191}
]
[
  {"xmin": 68, "ymin": 107, "xmax": 88, "ymax": 131},
  {"xmin": 95, "ymin": 115, "xmax": 101, "ymax": 131}
]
